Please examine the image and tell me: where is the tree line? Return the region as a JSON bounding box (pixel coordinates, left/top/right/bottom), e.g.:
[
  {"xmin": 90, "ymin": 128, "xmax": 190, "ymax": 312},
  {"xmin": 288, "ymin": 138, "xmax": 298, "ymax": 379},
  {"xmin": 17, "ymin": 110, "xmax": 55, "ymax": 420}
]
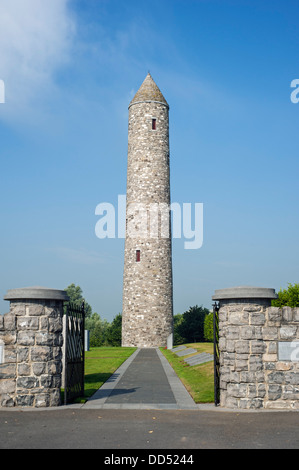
[
  {"xmin": 65, "ymin": 282, "xmax": 299, "ymax": 348},
  {"xmin": 65, "ymin": 284, "xmax": 122, "ymax": 347}
]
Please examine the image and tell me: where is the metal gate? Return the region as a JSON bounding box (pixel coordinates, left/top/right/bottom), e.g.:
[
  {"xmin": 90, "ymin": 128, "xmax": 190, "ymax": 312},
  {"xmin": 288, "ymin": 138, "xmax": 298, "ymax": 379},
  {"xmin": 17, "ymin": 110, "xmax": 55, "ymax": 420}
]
[
  {"xmin": 213, "ymin": 302, "xmax": 220, "ymax": 406},
  {"xmin": 63, "ymin": 302, "xmax": 85, "ymax": 405}
]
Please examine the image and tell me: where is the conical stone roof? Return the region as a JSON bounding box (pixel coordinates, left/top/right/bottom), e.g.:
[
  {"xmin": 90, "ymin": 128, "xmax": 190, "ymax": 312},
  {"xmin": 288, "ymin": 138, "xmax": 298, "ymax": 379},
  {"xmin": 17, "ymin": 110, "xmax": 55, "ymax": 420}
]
[{"xmin": 129, "ymin": 73, "xmax": 168, "ymax": 108}]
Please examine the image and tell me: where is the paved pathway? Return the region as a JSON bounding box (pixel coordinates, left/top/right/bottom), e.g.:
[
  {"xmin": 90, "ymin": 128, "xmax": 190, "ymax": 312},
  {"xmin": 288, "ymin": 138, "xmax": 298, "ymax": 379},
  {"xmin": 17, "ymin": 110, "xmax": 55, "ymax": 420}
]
[{"xmin": 83, "ymin": 348, "xmax": 198, "ymax": 410}]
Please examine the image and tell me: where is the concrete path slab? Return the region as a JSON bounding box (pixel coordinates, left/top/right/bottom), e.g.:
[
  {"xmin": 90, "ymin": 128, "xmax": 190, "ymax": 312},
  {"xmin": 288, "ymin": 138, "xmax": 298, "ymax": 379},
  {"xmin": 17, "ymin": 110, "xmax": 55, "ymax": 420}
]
[
  {"xmin": 175, "ymin": 348, "xmax": 197, "ymax": 357},
  {"xmin": 83, "ymin": 348, "xmax": 197, "ymax": 410},
  {"xmin": 184, "ymin": 353, "xmax": 214, "ymax": 366},
  {"xmin": 171, "ymin": 345, "xmax": 186, "ymax": 352}
]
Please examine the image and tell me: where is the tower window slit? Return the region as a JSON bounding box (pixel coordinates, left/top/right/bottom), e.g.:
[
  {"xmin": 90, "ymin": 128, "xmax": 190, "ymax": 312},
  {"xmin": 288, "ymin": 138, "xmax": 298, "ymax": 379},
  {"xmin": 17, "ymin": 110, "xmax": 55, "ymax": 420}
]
[
  {"xmin": 152, "ymin": 118, "xmax": 156, "ymax": 130},
  {"xmin": 136, "ymin": 250, "xmax": 141, "ymax": 262}
]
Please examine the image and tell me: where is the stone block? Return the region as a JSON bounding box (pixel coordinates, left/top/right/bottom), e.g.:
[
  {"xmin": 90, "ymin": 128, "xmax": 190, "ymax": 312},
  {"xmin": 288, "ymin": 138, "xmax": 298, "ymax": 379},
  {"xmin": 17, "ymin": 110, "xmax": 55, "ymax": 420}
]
[
  {"xmin": 230, "ymin": 371, "xmax": 240, "ymax": 383},
  {"xmin": 35, "ymin": 332, "xmax": 53, "ymax": 346},
  {"xmin": 262, "ymin": 327, "xmax": 278, "ymax": 341},
  {"xmin": 227, "ymin": 383, "xmax": 247, "ymax": 398},
  {"xmin": 240, "ymin": 326, "xmax": 256, "ymax": 340},
  {"xmin": 17, "ymin": 363, "xmax": 31, "ymax": 376},
  {"xmin": 0, "ymin": 364, "xmax": 16, "ymax": 379},
  {"xmin": 257, "ymin": 384, "xmax": 266, "ymax": 398},
  {"xmin": 249, "ymin": 355, "xmax": 263, "ymax": 371},
  {"xmin": 226, "ymin": 340, "xmax": 235, "ymax": 353},
  {"xmin": 17, "ymin": 330, "xmax": 35, "ymax": 346},
  {"xmin": 4, "ymin": 314, "xmax": 16, "ymax": 331},
  {"xmin": 48, "ymin": 317, "xmax": 62, "ymax": 333},
  {"xmin": 219, "ymin": 337, "xmax": 226, "ymax": 350},
  {"xmin": 17, "ymin": 376, "xmax": 39, "ymax": 390},
  {"xmin": 10, "ymin": 302, "xmax": 25, "ymax": 316},
  {"xmin": 251, "ymin": 340, "xmax": 266, "ymax": 354},
  {"xmin": 3, "ymin": 347, "xmax": 16, "ymax": 363},
  {"xmin": 30, "ymin": 346, "xmax": 53, "ymax": 362},
  {"xmin": 0, "ymin": 394, "xmax": 15, "ymax": 407},
  {"xmin": 228, "ymin": 312, "xmax": 249, "ymax": 326},
  {"xmin": 268, "ymin": 342, "xmax": 277, "ymax": 354},
  {"xmin": 235, "ymin": 359, "xmax": 248, "ymax": 372},
  {"xmin": 243, "ymin": 305, "xmax": 262, "ymax": 313},
  {"xmin": 32, "ymin": 362, "xmax": 47, "ymax": 376},
  {"xmin": 280, "ymin": 326, "xmax": 297, "ymax": 340},
  {"xmin": 17, "ymin": 316, "xmax": 39, "ymax": 330},
  {"xmin": 1, "ymin": 333, "xmax": 16, "ymax": 345},
  {"xmin": 35, "ymin": 393, "xmax": 50, "ymax": 408},
  {"xmin": 225, "ymin": 327, "xmax": 240, "ymax": 340},
  {"xmin": 26, "ymin": 303, "xmax": 45, "ymax": 316},
  {"xmin": 15, "ymin": 395, "xmax": 34, "ymax": 407},
  {"xmin": 293, "ymin": 308, "xmax": 299, "ymax": 322},
  {"xmin": 263, "ymin": 353, "xmax": 277, "ymax": 362},
  {"xmin": 276, "ymin": 362, "xmax": 291, "ymax": 371},
  {"xmin": 250, "ymin": 313, "xmax": 266, "ymax": 326},
  {"xmin": 282, "ymin": 385, "xmax": 299, "ymax": 400},
  {"xmin": 267, "ymin": 307, "xmax": 282, "ymax": 323},
  {"xmin": 264, "ymin": 400, "xmax": 291, "ymax": 409},
  {"xmin": 48, "ymin": 361, "xmax": 62, "ymax": 375},
  {"xmin": 0, "ymin": 379, "xmax": 16, "ymax": 394},
  {"xmin": 45, "ymin": 306, "xmax": 60, "ymax": 318},
  {"xmin": 268, "ymin": 384, "xmax": 282, "ymax": 400},
  {"xmin": 267, "ymin": 371, "xmax": 285, "ymax": 384},
  {"xmin": 235, "ymin": 340, "xmax": 250, "ymax": 354},
  {"xmin": 282, "ymin": 306, "xmax": 293, "ymax": 322},
  {"xmin": 286, "ymin": 372, "xmax": 299, "ymax": 385},
  {"xmin": 17, "ymin": 347, "xmax": 29, "ymax": 362}
]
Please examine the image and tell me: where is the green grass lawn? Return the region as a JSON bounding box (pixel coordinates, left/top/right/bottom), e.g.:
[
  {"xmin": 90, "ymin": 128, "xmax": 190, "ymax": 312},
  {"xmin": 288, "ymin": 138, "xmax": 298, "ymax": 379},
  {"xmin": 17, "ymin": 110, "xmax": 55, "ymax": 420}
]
[
  {"xmin": 65, "ymin": 347, "xmax": 136, "ymax": 403},
  {"xmin": 68, "ymin": 343, "xmax": 214, "ymax": 404},
  {"xmin": 84, "ymin": 347, "xmax": 137, "ymax": 399},
  {"xmin": 160, "ymin": 343, "xmax": 214, "ymax": 403}
]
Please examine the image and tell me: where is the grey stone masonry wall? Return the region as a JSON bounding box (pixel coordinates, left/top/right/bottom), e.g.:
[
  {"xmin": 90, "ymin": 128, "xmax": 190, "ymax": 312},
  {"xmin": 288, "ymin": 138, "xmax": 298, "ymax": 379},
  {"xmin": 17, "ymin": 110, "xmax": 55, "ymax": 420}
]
[
  {"xmin": 0, "ymin": 287, "xmax": 68, "ymax": 407},
  {"xmin": 213, "ymin": 286, "xmax": 299, "ymax": 410}
]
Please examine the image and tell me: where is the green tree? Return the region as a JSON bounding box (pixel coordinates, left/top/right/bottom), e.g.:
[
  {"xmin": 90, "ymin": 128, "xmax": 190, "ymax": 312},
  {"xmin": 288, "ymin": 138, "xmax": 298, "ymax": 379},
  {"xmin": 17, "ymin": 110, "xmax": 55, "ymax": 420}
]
[
  {"xmin": 272, "ymin": 283, "xmax": 299, "ymax": 308},
  {"xmin": 204, "ymin": 312, "xmax": 214, "ymax": 342},
  {"xmin": 173, "ymin": 313, "xmax": 185, "ymax": 345},
  {"xmin": 65, "ymin": 283, "xmax": 92, "ymax": 317},
  {"xmin": 106, "ymin": 313, "xmax": 122, "ymax": 346},
  {"xmin": 85, "ymin": 312, "xmax": 110, "ymax": 347},
  {"xmin": 176, "ymin": 305, "xmax": 209, "ymax": 343}
]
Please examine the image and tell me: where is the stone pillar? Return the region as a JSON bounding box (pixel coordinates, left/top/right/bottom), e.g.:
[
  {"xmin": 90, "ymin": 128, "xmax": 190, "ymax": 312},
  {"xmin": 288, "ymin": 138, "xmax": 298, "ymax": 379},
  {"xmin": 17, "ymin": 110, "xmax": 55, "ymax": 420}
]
[
  {"xmin": 212, "ymin": 286, "xmax": 277, "ymax": 409},
  {"xmin": 0, "ymin": 287, "xmax": 69, "ymax": 407},
  {"xmin": 122, "ymin": 73, "xmax": 173, "ymax": 348}
]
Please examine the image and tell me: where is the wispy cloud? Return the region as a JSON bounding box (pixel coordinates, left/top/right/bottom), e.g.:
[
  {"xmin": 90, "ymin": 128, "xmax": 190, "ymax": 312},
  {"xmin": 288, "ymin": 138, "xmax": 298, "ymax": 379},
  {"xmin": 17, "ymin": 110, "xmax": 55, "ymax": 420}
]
[{"xmin": 0, "ymin": 0, "xmax": 75, "ymax": 122}]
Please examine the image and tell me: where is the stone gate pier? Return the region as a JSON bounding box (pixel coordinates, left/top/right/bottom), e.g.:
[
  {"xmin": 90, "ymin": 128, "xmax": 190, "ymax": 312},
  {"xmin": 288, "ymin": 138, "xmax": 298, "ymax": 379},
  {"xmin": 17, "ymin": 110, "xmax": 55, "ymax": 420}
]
[
  {"xmin": 213, "ymin": 286, "xmax": 299, "ymax": 410},
  {"xmin": 0, "ymin": 287, "xmax": 69, "ymax": 407}
]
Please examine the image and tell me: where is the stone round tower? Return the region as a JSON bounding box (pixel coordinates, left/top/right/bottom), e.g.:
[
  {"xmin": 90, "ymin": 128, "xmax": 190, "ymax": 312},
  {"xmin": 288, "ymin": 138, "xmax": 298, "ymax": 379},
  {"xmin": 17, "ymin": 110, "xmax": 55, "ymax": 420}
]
[{"xmin": 122, "ymin": 73, "xmax": 173, "ymax": 348}]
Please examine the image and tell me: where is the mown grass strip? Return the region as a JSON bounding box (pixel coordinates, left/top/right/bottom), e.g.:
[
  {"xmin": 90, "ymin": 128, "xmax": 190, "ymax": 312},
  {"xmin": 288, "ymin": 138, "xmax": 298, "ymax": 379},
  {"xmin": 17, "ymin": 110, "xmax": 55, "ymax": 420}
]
[
  {"xmin": 66, "ymin": 347, "xmax": 137, "ymax": 403},
  {"xmin": 160, "ymin": 343, "xmax": 214, "ymax": 403}
]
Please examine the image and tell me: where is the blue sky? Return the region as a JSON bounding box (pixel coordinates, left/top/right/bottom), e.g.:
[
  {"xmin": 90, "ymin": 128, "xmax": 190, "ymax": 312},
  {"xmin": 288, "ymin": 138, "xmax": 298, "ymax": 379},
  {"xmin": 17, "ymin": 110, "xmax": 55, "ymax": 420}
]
[{"xmin": 0, "ymin": 0, "xmax": 298, "ymax": 321}]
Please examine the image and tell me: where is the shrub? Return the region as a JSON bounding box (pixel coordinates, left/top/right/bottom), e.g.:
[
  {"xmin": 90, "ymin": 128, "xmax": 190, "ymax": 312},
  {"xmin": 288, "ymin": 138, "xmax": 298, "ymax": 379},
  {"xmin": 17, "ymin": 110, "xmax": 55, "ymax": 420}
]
[{"xmin": 204, "ymin": 312, "xmax": 214, "ymax": 342}]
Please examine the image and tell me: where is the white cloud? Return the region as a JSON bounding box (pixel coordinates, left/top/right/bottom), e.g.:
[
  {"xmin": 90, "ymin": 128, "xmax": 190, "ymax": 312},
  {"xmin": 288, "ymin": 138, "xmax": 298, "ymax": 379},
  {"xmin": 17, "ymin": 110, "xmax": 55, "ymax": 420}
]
[{"xmin": 0, "ymin": 0, "xmax": 75, "ymax": 120}]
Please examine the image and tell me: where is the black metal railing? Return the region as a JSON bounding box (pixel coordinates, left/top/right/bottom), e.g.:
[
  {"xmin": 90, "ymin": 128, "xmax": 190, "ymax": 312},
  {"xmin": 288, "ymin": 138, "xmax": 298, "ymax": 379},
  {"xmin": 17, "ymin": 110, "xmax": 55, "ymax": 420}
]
[
  {"xmin": 213, "ymin": 301, "xmax": 220, "ymax": 406},
  {"xmin": 64, "ymin": 302, "xmax": 85, "ymax": 405}
]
